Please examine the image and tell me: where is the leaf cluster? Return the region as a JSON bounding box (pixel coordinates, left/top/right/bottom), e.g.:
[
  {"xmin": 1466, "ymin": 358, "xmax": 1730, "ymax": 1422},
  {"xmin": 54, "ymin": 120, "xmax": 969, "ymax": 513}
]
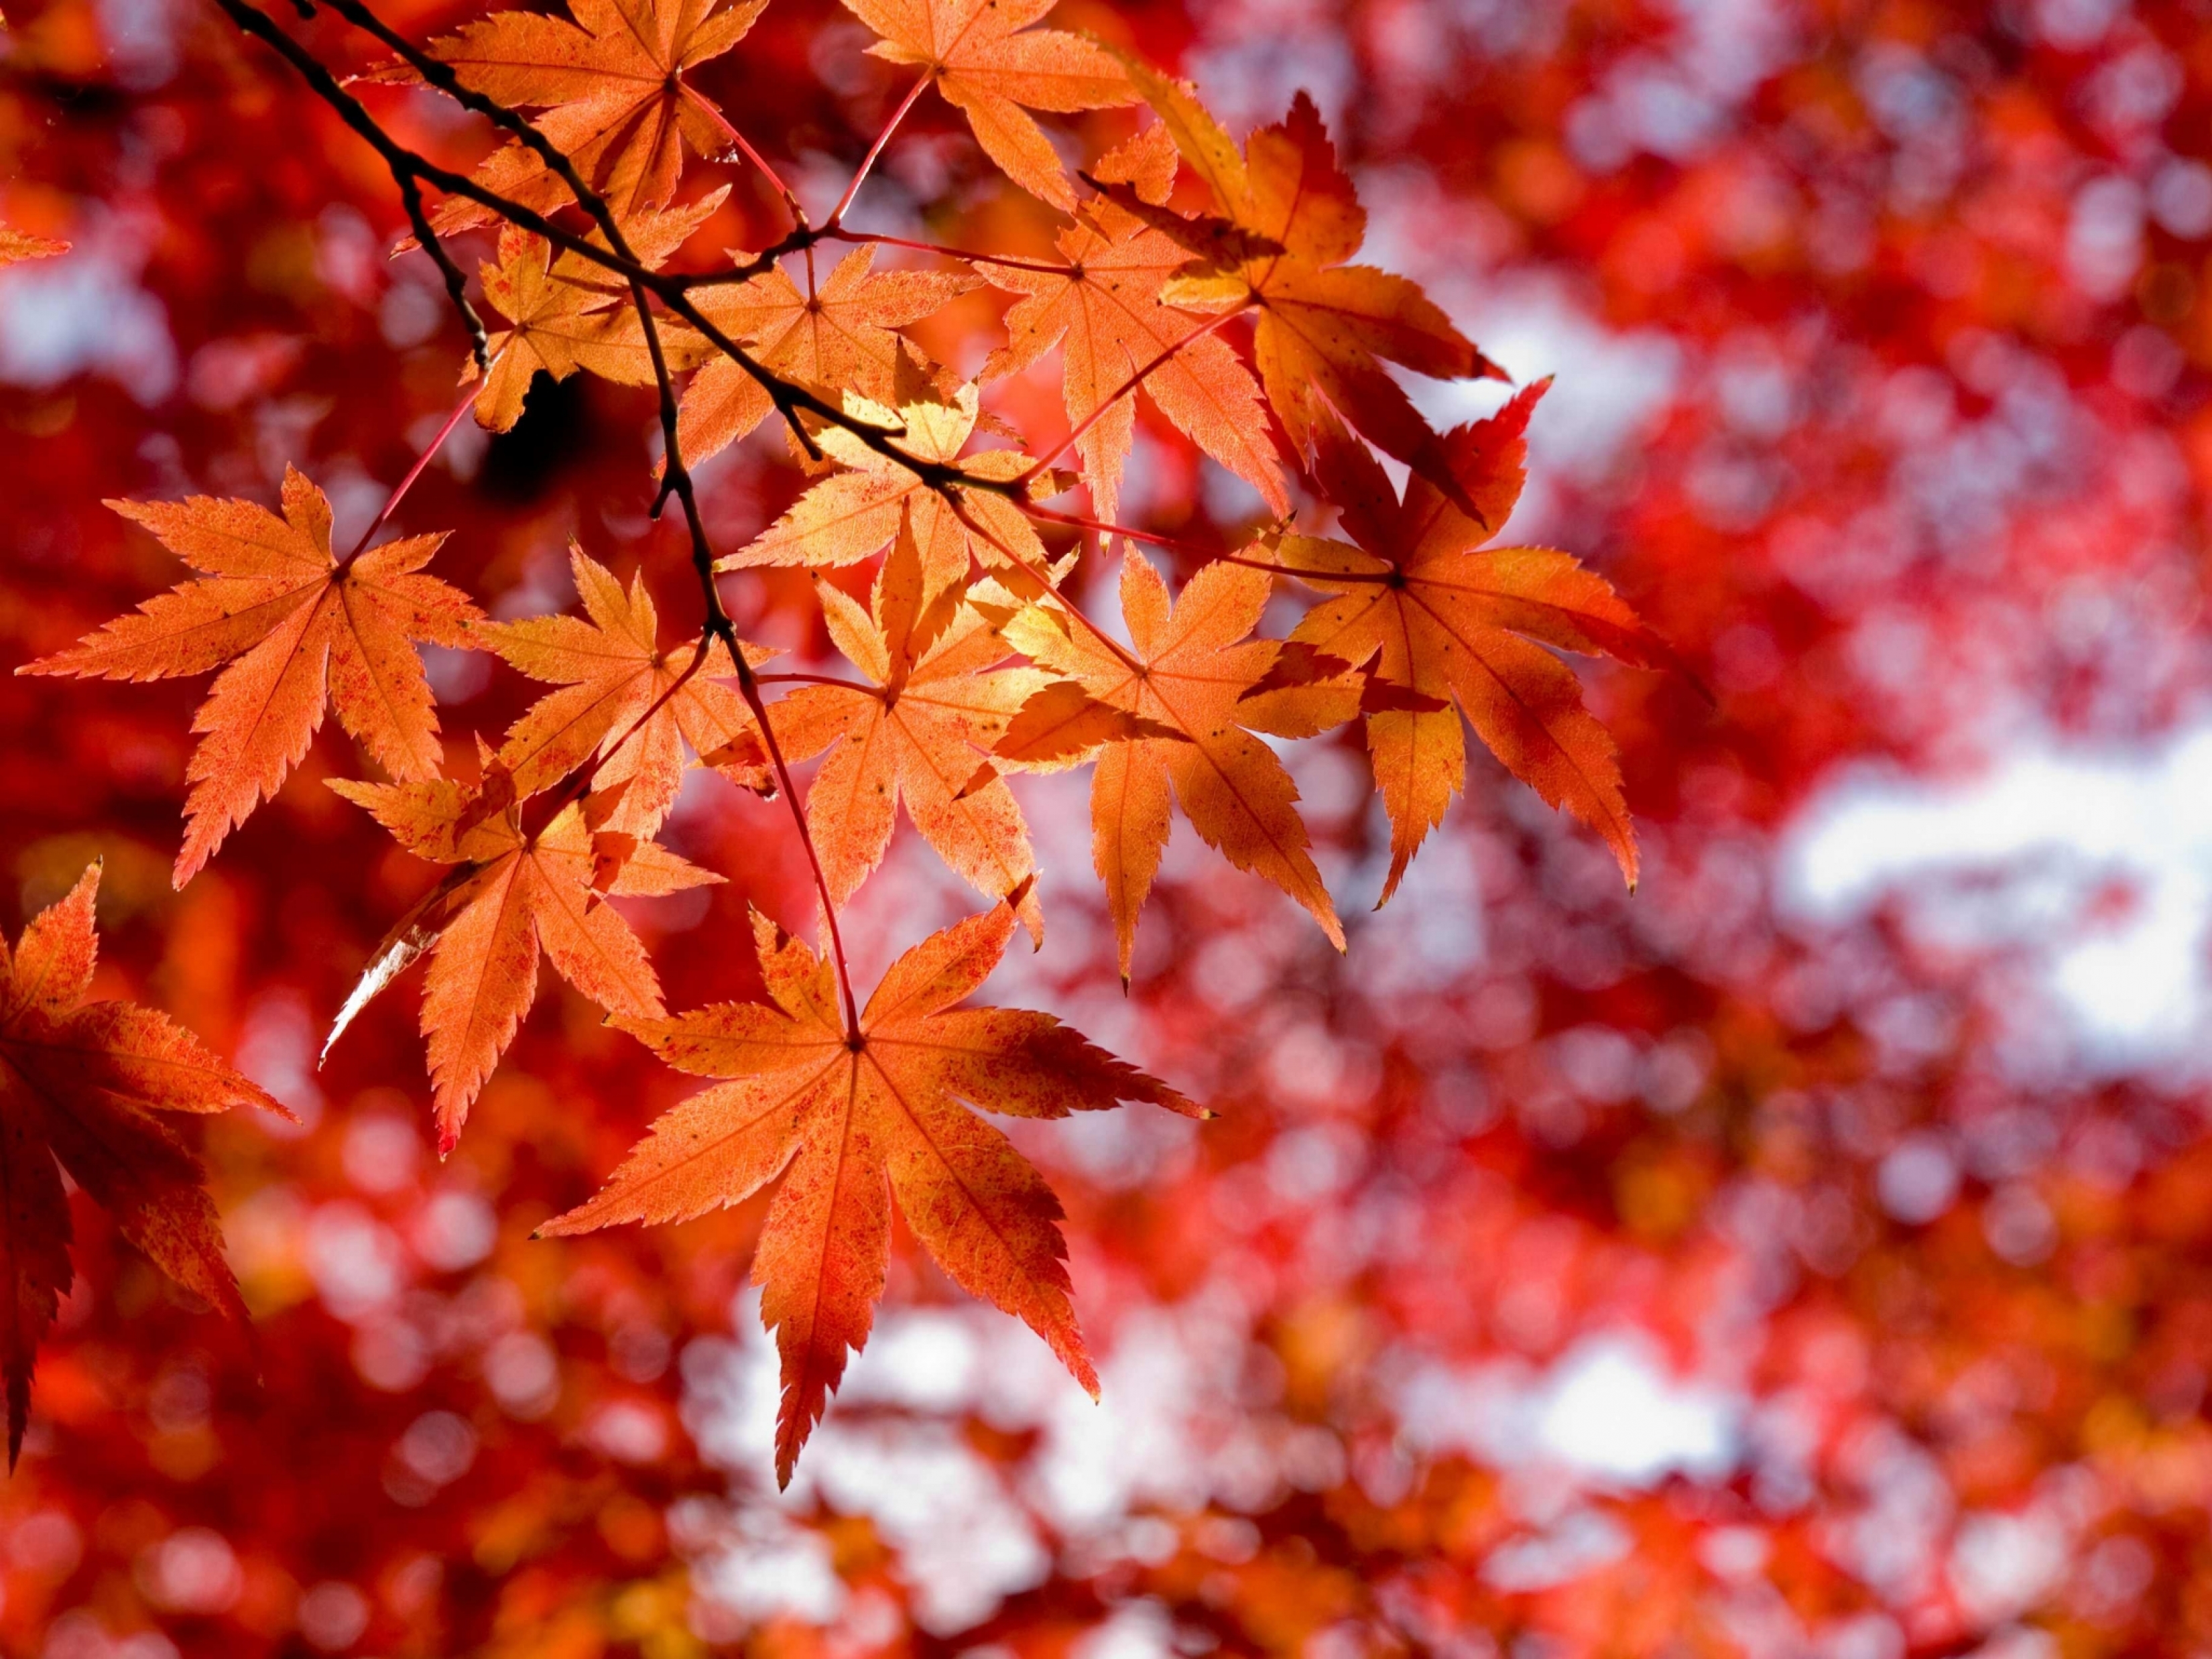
[{"xmin": 15, "ymin": 0, "xmax": 1687, "ymax": 1483}]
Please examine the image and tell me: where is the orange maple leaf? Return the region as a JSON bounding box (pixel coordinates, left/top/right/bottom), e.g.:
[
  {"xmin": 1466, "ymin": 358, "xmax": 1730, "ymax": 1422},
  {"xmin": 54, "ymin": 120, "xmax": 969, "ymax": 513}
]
[
  {"xmin": 469, "ymin": 195, "xmax": 724, "ymax": 433},
  {"xmin": 721, "ymin": 381, "xmax": 1047, "ymax": 603},
  {"xmin": 1108, "ymin": 64, "xmax": 1506, "ymax": 513},
  {"xmin": 0, "ymin": 862, "xmax": 286, "ymax": 1463},
  {"xmin": 374, "ymin": 0, "xmax": 770, "ymax": 237},
  {"xmin": 998, "ymin": 553, "xmax": 1358, "ymax": 979},
  {"xmin": 678, "ymin": 245, "xmax": 978, "ymax": 468},
  {"xmin": 983, "ymin": 125, "xmax": 1286, "ymax": 521},
  {"xmin": 1280, "ymin": 388, "xmax": 1686, "ymax": 899},
  {"xmin": 330, "ymin": 765, "xmax": 717, "ymax": 1153},
  {"xmin": 542, "ymin": 897, "xmax": 1200, "ymax": 1484},
  {"xmin": 484, "ymin": 544, "xmax": 772, "ymax": 834},
  {"xmin": 21, "ymin": 469, "xmax": 482, "ymax": 886},
  {"xmin": 841, "ymin": 0, "xmax": 1135, "ymax": 210},
  {"xmin": 713, "ymin": 530, "xmax": 1050, "ymax": 941}
]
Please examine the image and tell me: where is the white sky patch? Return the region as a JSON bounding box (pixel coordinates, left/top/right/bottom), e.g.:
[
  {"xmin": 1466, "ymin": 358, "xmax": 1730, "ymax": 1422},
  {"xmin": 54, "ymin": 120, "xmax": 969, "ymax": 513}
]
[
  {"xmin": 1398, "ymin": 1330, "xmax": 1743, "ymax": 1488},
  {"xmin": 0, "ymin": 235, "xmax": 176, "ymax": 401},
  {"xmin": 1536, "ymin": 1337, "xmax": 1739, "ymax": 1482},
  {"xmin": 1780, "ymin": 724, "xmax": 2212, "ymax": 1072},
  {"xmin": 682, "ymin": 1285, "xmax": 1286, "ymax": 1632},
  {"xmin": 1413, "ymin": 274, "xmax": 1684, "ymax": 488}
]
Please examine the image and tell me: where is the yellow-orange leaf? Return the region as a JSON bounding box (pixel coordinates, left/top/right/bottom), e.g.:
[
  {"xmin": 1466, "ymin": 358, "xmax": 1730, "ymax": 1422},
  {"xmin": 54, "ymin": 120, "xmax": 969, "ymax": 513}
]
[
  {"xmin": 370, "ymin": 0, "xmax": 770, "ymax": 237},
  {"xmin": 678, "ymin": 245, "xmax": 978, "ymax": 468},
  {"xmin": 841, "ymin": 0, "xmax": 1135, "ymax": 210},
  {"xmin": 542, "ymin": 899, "xmax": 1199, "ymax": 1484},
  {"xmin": 983, "ymin": 125, "xmax": 1286, "ymax": 521},
  {"xmin": 330, "ymin": 767, "xmax": 715, "ymax": 1152},
  {"xmin": 469, "ymin": 197, "xmax": 723, "ymax": 432},
  {"xmin": 1106, "ymin": 64, "xmax": 1506, "ymax": 513},
  {"xmin": 1000, "ymin": 553, "xmax": 1351, "ymax": 979},
  {"xmin": 720, "ymin": 381, "xmax": 1046, "ymax": 605},
  {"xmin": 0, "ymin": 862, "xmax": 285, "ymax": 1463},
  {"xmin": 1280, "ymin": 387, "xmax": 1684, "ymax": 901},
  {"xmin": 993, "ymin": 678, "xmax": 1184, "ymax": 769},
  {"xmin": 20, "ymin": 469, "xmax": 482, "ymax": 885},
  {"xmin": 749, "ymin": 530, "xmax": 1050, "ymax": 940},
  {"xmin": 484, "ymin": 543, "xmax": 772, "ymax": 831}
]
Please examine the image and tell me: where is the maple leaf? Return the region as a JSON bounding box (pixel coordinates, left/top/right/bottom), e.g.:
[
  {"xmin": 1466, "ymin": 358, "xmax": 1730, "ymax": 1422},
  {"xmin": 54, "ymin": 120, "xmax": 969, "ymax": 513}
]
[
  {"xmin": 0, "ymin": 225, "xmax": 66, "ymax": 265},
  {"xmin": 0, "ymin": 862, "xmax": 285, "ymax": 1463},
  {"xmin": 983, "ymin": 125, "xmax": 1286, "ymax": 521},
  {"xmin": 1107, "ymin": 62, "xmax": 1506, "ymax": 513},
  {"xmin": 988, "ymin": 677, "xmax": 1184, "ymax": 767},
  {"xmin": 998, "ymin": 553, "xmax": 1357, "ymax": 980},
  {"xmin": 712, "ymin": 529, "xmax": 1050, "ymax": 940},
  {"xmin": 1278, "ymin": 387, "xmax": 1686, "ymax": 900},
  {"xmin": 721, "ymin": 380, "xmax": 1048, "ymax": 604},
  {"xmin": 678, "ymin": 245, "xmax": 978, "ymax": 469},
  {"xmin": 371, "ymin": 0, "xmax": 770, "ymax": 237},
  {"xmin": 21, "ymin": 469, "xmax": 482, "ymax": 886},
  {"xmin": 542, "ymin": 896, "xmax": 1200, "ymax": 1483},
  {"xmin": 841, "ymin": 0, "xmax": 1135, "ymax": 210},
  {"xmin": 484, "ymin": 544, "xmax": 773, "ymax": 834},
  {"xmin": 330, "ymin": 765, "xmax": 717, "ymax": 1153},
  {"xmin": 469, "ymin": 195, "xmax": 724, "ymax": 433}
]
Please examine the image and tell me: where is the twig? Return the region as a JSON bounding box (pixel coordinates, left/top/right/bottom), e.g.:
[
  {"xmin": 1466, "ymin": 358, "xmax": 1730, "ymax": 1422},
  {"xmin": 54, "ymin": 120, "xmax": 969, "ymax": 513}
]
[
  {"xmin": 393, "ymin": 170, "xmax": 489, "ymax": 373},
  {"xmin": 269, "ymin": 0, "xmax": 968, "ymax": 484}
]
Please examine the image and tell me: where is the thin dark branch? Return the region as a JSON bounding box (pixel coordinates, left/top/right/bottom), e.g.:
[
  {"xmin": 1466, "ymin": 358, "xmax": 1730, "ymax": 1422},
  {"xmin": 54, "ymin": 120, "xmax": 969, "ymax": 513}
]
[
  {"xmin": 393, "ymin": 170, "xmax": 489, "ymax": 373},
  {"xmin": 214, "ymin": 0, "xmax": 985, "ymax": 491}
]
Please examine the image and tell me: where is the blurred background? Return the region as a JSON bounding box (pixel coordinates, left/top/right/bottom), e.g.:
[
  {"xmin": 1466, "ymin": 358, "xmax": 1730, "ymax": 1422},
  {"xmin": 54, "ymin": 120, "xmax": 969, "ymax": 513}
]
[{"xmin": 5, "ymin": 0, "xmax": 2212, "ymax": 1652}]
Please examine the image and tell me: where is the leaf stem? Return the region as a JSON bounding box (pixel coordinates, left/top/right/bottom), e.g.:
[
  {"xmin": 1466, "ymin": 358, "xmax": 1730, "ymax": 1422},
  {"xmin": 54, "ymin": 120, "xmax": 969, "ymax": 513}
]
[
  {"xmin": 343, "ymin": 367, "xmax": 493, "ymax": 565},
  {"xmin": 568, "ymin": 635, "xmax": 713, "ymax": 804},
  {"xmin": 829, "ymin": 227, "xmax": 1076, "ymax": 275},
  {"xmin": 825, "ymin": 74, "xmax": 930, "ymax": 230},
  {"xmin": 1024, "ymin": 506, "xmax": 1231, "ymax": 562},
  {"xmin": 682, "ymin": 83, "xmax": 808, "ymax": 229},
  {"xmin": 757, "ymin": 671, "xmax": 873, "ymax": 690},
  {"xmin": 724, "ymin": 640, "xmax": 863, "ymax": 1036},
  {"xmin": 1217, "ymin": 552, "xmax": 1400, "ymax": 585}
]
